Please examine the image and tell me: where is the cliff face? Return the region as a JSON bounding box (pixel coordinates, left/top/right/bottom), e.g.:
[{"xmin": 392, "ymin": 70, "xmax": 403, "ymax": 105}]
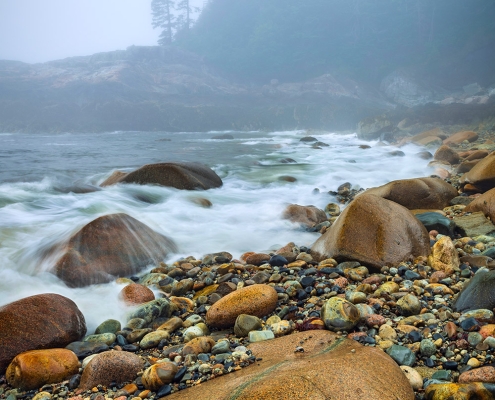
[{"xmin": 0, "ymin": 46, "xmax": 393, "ymax": 133}]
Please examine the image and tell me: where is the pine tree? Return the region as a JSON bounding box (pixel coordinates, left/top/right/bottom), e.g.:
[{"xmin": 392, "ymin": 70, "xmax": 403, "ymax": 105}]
[{"xmin": 151, "ymin": 0, "xmax": 176, "ymax": 45}]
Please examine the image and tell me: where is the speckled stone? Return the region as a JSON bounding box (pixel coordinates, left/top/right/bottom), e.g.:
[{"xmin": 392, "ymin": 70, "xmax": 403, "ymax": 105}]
[
  {"xmin": 425, "ymin": 382, "xmax": 495, "ymax": 399},
  {"xmin": 206, "ymin": 284, "xmax": 278, "ymax": 328},
  {"xmin": 386, "ymin": 345, "xmax": 416, "ymax": 367},
  {"xmin": 78, "ymin": 351, "xmax": 143, "ymax": 391},
  {"xmin": 94, "ymin": 319, "xmax": 121, "ymax": 335},
  {"xmin": 165, "ymin": 330, "xmax": 414, "ymax": 400},
  {"xmin": 459, "ymin": 366, "xmax": 495, "ymax": 383},
  {"xmin": 140, "ymin": 330, "xmax": 170, "ymax": 349},
  {"xmin": 6, "ymin": 349, "xmax": 79, "ymax": 390},
  {"xmin": 234, "ymin": 314, "xmax": 263, "ymax": 338},
  {"xmin": 397, "ymin": 294, "xmax": 421, "ymax": 316},
  {"xmin": 182, "ymin": 336, "xmax": 215, "ymax": 356}
]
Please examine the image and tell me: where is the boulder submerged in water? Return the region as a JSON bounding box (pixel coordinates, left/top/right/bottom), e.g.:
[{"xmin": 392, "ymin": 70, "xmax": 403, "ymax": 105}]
[
  {"xmin": 0, "ymin": 293, "xmax": 87, "ymax": 374},
  {"xmin": 54, "ymin": 213, "xmax": 177, "ymax": 288},
  {"xmin": 100, "ymin": 162, "xmax": 222, "ymax": 190}
]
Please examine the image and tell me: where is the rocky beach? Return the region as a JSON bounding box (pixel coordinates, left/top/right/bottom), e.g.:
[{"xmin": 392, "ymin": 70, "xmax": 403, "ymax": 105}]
[{"xmin": 3, "ymin": 126, "xmax": 495, "ymax": 399}]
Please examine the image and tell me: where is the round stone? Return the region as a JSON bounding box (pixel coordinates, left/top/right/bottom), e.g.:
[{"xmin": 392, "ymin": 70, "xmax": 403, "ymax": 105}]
[
  {"xmin": 420, "ymin": 339, "xmax": 437, "ymax": 357},
  {"xmin": 321, "ymin": 297, "xmax": 360, "ymax": 331},
  {"xmin": 142, "ymin": 362, "xmax": 178, "ymax": 391},
  {"xmin": 119, "ymin": 283, "xmax": 155, "ymax": 306},
  {"xmin": 234, "ymin": 314, "xmax": 263, "ymax": 338},
  {"xmin": 396, "ymin": 294, "xmax": 421, "ymax": 316},
  {"xmin": 94, "ymin": 319, "xmax": 121, "ymax": 335}
]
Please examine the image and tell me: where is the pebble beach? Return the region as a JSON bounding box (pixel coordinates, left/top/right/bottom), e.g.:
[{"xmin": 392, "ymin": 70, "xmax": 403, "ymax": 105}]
[{"xmin": 3, "ymin": 127, "xmax": 495, "ymax": 400}]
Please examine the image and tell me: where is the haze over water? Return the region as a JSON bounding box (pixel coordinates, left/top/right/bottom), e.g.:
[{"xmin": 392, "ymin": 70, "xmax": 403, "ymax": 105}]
[{"xmin": 0, "ymin": 130, "xmax": 435, "ymax": 331}]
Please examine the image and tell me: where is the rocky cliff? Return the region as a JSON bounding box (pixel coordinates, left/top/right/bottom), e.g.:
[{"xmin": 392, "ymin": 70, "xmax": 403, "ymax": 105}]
[{"xmin": 0, "ymin": 46, "xmax": 393, "ymax": 133}]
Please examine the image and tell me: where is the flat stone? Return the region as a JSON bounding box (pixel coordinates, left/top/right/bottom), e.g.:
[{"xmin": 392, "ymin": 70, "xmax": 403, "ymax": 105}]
[
  {"xmin": 454, "ymin": 212, "xmax": 495, "ymax": 237},
  {"xmin": 166, "ymin": 331, "xmax": 414, "ymax": 400}
]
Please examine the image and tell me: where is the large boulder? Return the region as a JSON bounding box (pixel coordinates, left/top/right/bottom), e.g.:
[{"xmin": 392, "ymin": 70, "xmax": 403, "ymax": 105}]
[
  {"xmin": 443, "ymin": 130, "xmax": 478, "ymax": 145},
  {"xmin": 54, "ymin": 213, "xmax": 177, "ymax": 287},
  {"xmin": 0, "ymin": 294, "xmax": 86, "ymax": 374},
  {"xmin": 460, "ymin": 152, "xmax": 495, "ymax": 192},
  {"xmin": 465, "ymin": 187, "xmax": 495, "ymax": 221},
  {"xmin": 166, "ymin": 330, "xmax": 414, "ymax": 400},
  {"xmin": 363, "ymin": 177, "xmax": 458, "ymax": 210},
  {"xmin": 100, "ymin": 162, "xmax": 222, "ymax": 190},
  {"xmin": 454, "ymin": 270, "xmax": 495, "ymax": 312},
  {"xmin": 311, "ymin": 194, "xmax": 430, "ymax": 270}
]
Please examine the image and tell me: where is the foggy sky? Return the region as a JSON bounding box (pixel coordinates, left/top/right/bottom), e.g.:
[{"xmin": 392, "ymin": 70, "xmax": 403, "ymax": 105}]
[{"xmin": 0, "ymin": 0, "xmax": 203, "ymax": 64}]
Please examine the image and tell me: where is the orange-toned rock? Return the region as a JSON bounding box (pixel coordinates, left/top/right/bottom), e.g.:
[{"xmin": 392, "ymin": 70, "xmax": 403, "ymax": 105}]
[
  {"xmin": 206, "ymin": 284, "xmax": 278, "ymax": 328},
  {"xmin": 166, "ymin": 330, "xmax": 414, "ymax": 400},
  {"xmin": 79, "ymin": 351, "xmax": 143, "ymax": 391},
  {"xmin": 311, "ymin": 194, "xmax": 430, "ymax": 270},
  {"xmin": 428, "ymin": 236, "xmax": 460, "ymax": 274},
  {"xmin": 401, "ymin": 128, "xmax": 445, "ymax": 146},
  {"xmin": 459, "ymin": 366, "xmax": 495, "ymax": 383},
  {"xmin": 460, "ymin": 152, "xmax": 495, "ymax": 192},
  {"xmin": 100, "ymin": 162, "xmax": 223, "ymax": 190},
  {"xmin": 426, "ymin": 382, "xmax": 495, "ymax": 399},
  {"xmin": 363, "ymin": 177, "xmax": 457, "ymax": 210},
  {"xmin": 0, "ymin": 294, "xmax": 86, "ymax": 374},
  {"xmin": 6, "ymin": 349, "xmax": 79, "ymax": 390},
  {"xmin": 55, "ymin": 213, "xmax": 176, "ymax": 287},
  {"xmin": 434, "ymin": 145, "xmax": 460, "ymax": 165},
  {"xmin": 465, "ymin": 187, "xmax": 495, "ymax": 222},
  {"xmin": 119, "ymin": 283, "xmax": 155, "ymax": 305},
  {"xmin": 282, "ymin": 204, "xmax": 327, "ymax": 229},
  {"xmin": 141, "ymin": 362, "xmax": 178, "ymax": 390},
  {"xmin": 182, "ymin": 336, "xmax": 215, "ymax": 356},
  {"xmin": 480, "ymin": 324, "xmax": 495, "ymax": 339},
  {"xmin": 443, "ymin": 130, "xmax": 478, "ymax": 145}
]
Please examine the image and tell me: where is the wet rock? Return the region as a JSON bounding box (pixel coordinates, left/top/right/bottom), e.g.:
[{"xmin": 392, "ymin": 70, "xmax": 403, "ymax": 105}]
[
  {"xmin": 454, "ymin": 270, "xmax": 495, "ymax": 312},
  {"xmin": 397, "ymin": 294, "xmax": 421, "ymax": 316},
  {"xmin": 100, "ymin": 162, "xmax": 223, "ymax": 190},
  {"xmin": 245, "ymin": 253, "xmax": 270, "ymax": 266},
  {"xmin": 428, "ymin": 236, "xmax": 460, "ymax": 274},
  {"xmin": 140, "ymin": 330, "xmax": 170, "ymax": 349},
  {"xmin": 282, "ymin": 204, "xmax": 328, "ymax": 229},
  {"xmin": 119, "ymin": 283, "xmax": 155, "ymax": 306},
  {"xmin": 311, "ymin": 194, "xmax": 430, "ymax": 270},
  {"xmin": 363, "ymin": 177, "xmax": 458, "ymax": 210},
  {"xmin": 234, "ymin": 314, "xmax": 263, "ymax": 338},
  {"xmin": 321, "ymin": 297, "xmax": 360, "ymax": 331},
  {"xmin": 206, "ymin": 284, "xmax": 278, "ymax": 328},
  {"xmin": 434, "ymin": 145, "xmax": 460, "ymax": 165},
  {"xmin": 182, "ymin": 336, "xmax": 215, "ymax": 356},
  {"xmin": 415, "ymin": 212, "xmax": 456, "ymax": 238},
  {"xmin": 6, "ymin": 349, "xmax": 79, "ymax": 390},
  {"xmin": 465, "ymin": 187, "xmax": 495, "ymax": 222},
  {"xmin": 455, "ymin": 212, "xmax": 495, "ymax": 237},
  {"xmin": 248, "ymin": 330, "xmax": 275, "ymax": 343},
  {"xmin": 94, "ymin": 319, "xmax": 121, "ymax": 335},
  {"xmin": 83, "ymin": 333, "xmax": 116, "ymax": 346},
  {"xmin": 127, "ymin": 298, "xmax": 174, "ymax": 324},
  {"xmin": 55, "ymin": 213, "xmax": 177, "ymax": 287},
  {"xmin": 78, "ymin": 351, "xmax": 143, "ymax": 391},
  {"xmin": 166, "ymin": 330, "xmax": 414, "ymax": 400},
  {"xmin": 141, "ymin": 362, "xmax": 178, "ymax": 391},
  {"xmin": 0, "ymin": 294, "xmax": 86, "ymax": 374},
  {"xmin": 65, "ymin": 341, "xmax": 109, "ymax": 358},
  {"xmin": 459, "ymin": 366, "xmax": 495, "ymax": 383},
  {"xmin": 443, "ymin": 130, "xmax": 478, "ymax": 145},
  {"xmin": 460, "ymin": 152, "xmax": 495, "ymax": 192},
  {"xmin": 425, "ymin": 382, "xmax": 495, "ymax": 399},
  {"xmin": 386, "ymin": 345, "xmax": 416, "ymax": 367}
]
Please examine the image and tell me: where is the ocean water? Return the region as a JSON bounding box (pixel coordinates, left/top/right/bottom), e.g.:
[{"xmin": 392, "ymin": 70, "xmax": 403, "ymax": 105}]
[{"xmin": 0, "ymin": 130, "xmax": 436, "ymax": 331}]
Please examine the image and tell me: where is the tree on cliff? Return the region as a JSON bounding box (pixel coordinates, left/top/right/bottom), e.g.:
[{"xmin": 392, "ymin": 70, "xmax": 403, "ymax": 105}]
[{"xmin": 152, "ymin": 0, "xmax": 176, "ymax": 45}]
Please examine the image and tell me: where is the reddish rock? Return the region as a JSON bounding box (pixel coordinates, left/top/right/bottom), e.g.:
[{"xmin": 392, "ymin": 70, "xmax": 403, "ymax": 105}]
[
  {"xmin": 142, "ymin": 362, "xmax": 178, "ymax": 390},
  {"xmin": 282, "ymin": 204, "xmax": 327, "ymax": 229},
  {"xmin": 460, "ymin": 152, "xmax": 495, "ymax": 192},
  {"xmin": 479, "ymin": 324, "xmax": 495, "ymax": 339},
  {"xmin": 311, "ymin": 194, "xmax": 430, "ymax": 270},
  {"xmin": 459, "ymin": 366, "xmax": 495, "ymax": 383},
  {"xmin": 166, "ymin": 330, "xmax": 414, "ymax": 400},
  {"xmin": 465, "ymin": 187, "xmax": 495, "ymax": 222},
  {"xmin": 363, "ymin": 177, "xmax": 458, "ymax": 210},
  {"xmin": 443, "ymin": 130, "xmax": 478, "ymax": 145},
  {"xmin": 6, "ymin": 349, "xmax": 79, "ymax": 390},
  {"xmin": 206, "ymin": 284, "xmax": 278, "ymax": 328},
  {"xmin": 434, "ymin": 145, "xmax": 460, "ymax": 165},
  {"xmin": 244, "ymin": 253, "xmax": 271, "ymax": 266},
  {"xmin": 79, "ymin": 351, "xmax": 143, "ymax": 391},
  {"xmin": 119, "ymin": 283, "xmax": 155, "ymax": 305},
  {"xmin": 444, "ymin": 321, "xmax": 457, "ymax": 338},
  {"xmin": 430, "ymin": 271, "xmax": 448, "ymax": 283},
  {"xmin": 101, "ymin": 162, "xmax": 223, "ymax": 190},
  {"xmin": 365, "ymin": 314, "xmax": 386, "ymax": 327},
  {"xmin": 54, "ymin": 213, "xmax": 176, "ymax": 287},
  {"xmin": 0, "ymin": 294, "xmax": 86, "ymax": 374}
]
